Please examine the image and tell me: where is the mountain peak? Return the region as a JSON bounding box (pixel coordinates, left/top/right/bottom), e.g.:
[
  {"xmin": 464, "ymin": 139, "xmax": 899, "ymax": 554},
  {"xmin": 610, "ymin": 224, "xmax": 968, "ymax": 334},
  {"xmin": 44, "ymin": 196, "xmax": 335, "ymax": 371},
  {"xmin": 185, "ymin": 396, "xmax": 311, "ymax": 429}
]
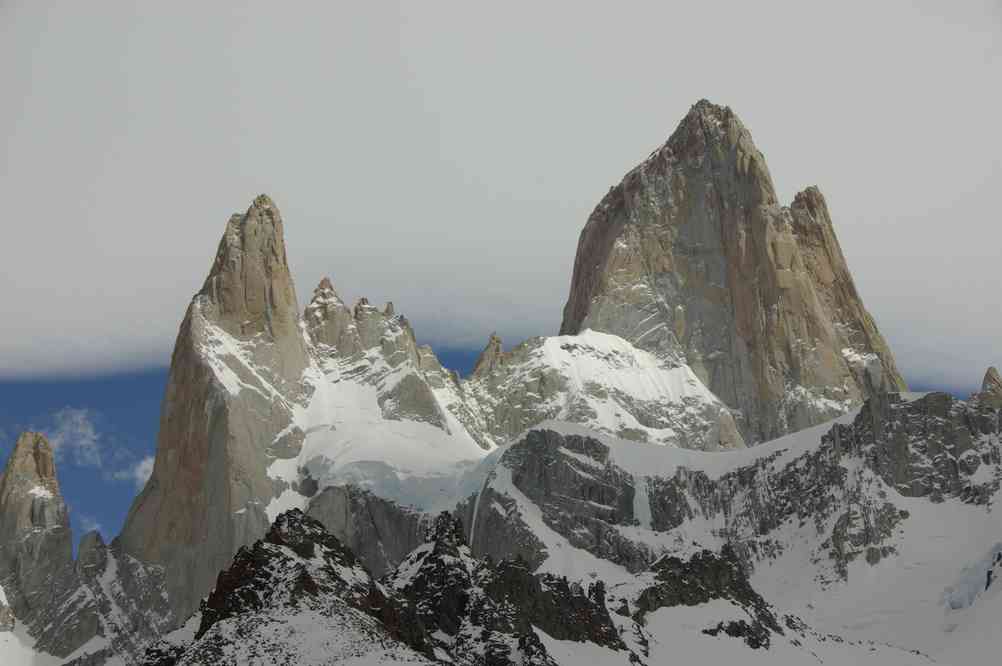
[
  {"xmin": 251, "ymin": 193, "xmax": 277, "ymax": 211},
  {"xmin": 198, "ymin": 194, "xmax": 300, "ymax": 342},
  {"xmin": 982, "ymin": 366, "xmax": 1002, "ymax": 395},
  {"xmin": 559, "ymin": 103, "xmax": 905, "ymax": 443},
  {"xmin": 0, "ymin": 431, "xmax": 72, "ymax": 624},
  {"xmin": 472, "ymin": 332, "xmax": 504, "ymax": 377},
  {"xmin": 687, "ymin": 98, "xmax": 733, "ymax": 122},
  {"xmin": 4, "ymin": 431, "xmax": 58, "ymax": 487}
]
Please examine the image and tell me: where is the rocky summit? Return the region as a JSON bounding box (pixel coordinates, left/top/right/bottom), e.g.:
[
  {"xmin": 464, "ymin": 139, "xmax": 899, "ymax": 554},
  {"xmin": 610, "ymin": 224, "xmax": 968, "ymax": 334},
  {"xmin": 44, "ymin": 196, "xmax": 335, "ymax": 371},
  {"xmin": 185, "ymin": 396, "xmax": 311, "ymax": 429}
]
[
  {"xmin": 118, "ymin": 194, "xmax": 311, "ymax": 621},
  {"xmin": 0, "ymin": 433, "xmax": 172, "ymax": 664},
  {"xmin": 560, "ymin": 100, "xmax": 906, "ymax": 444},
  {"xmin": 976, "ymin": 366, "xmax": 1002, "ymax": 408},
  {"xmin": 4, "ymin": 100, "xmax": 999, "ymax": 665},
  {"xmin": 0, "ymin": 432, "xmax": 71, "ymax": 629}
]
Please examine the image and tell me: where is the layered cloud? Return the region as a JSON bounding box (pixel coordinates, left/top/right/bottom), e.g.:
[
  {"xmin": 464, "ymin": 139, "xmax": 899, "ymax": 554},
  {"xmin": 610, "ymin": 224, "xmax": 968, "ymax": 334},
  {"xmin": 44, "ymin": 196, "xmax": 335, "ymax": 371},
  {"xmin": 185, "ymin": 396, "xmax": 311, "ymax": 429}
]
[{"xmin": 1, "ymin": 2, "xmax": 999, "ymax": 391}]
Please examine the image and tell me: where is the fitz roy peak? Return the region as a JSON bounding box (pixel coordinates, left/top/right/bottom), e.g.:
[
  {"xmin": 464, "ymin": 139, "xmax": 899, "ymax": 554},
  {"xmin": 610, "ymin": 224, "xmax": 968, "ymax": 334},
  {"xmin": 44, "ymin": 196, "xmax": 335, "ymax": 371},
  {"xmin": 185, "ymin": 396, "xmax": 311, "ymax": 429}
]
[
  {"xmin": 560, "ymin": 100, "xmax": 906, "ymax": 444},
  {"xmin": 4, "ymin": 100, "xmax": 999, "ymax": 666}
]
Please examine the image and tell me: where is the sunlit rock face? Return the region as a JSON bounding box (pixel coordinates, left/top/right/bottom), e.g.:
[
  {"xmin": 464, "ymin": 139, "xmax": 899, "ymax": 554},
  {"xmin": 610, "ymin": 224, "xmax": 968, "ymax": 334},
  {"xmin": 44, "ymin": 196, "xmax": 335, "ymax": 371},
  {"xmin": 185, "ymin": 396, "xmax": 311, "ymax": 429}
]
[
  {"xmin": 559, "ymin": 100, "xmax": 906, "ymax": 444},
  {"xmin": 118, "ymin": 195, "xmax": 311, "ymax": 621}
]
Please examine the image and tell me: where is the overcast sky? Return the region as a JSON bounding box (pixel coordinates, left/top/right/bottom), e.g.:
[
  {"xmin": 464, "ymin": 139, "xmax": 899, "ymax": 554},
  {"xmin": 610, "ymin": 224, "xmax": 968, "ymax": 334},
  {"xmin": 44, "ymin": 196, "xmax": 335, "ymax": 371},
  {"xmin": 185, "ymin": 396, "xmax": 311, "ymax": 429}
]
[{"xmin": 2, "ymin": 1, "xmax": 999, "ymax": 392}]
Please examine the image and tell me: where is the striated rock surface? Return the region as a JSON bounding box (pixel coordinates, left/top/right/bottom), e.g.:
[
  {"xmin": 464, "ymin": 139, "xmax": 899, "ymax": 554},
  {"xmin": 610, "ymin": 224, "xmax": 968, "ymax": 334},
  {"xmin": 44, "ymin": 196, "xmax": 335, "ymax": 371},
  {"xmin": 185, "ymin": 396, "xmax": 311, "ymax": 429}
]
[
  {"xmin": 559, "ymin": 100, "xmax": 906, "ymax": 443},
  {"xmin": 305, "ymin": 484, "xmax": 427, "ymax": 578},
  {"xmin": 119, "ymin": 195, "xmax": 311, "ymax": 621}
]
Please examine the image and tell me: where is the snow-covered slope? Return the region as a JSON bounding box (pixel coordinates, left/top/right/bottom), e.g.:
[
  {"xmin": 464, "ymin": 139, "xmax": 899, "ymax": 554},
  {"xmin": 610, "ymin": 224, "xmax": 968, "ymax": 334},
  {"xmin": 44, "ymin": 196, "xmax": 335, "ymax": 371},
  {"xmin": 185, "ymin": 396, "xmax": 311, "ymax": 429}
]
[
  {"xmin": 463, "ymin": 391, "xmax": 1002, "ymax": 663},
  {"xmin": 464, "ymin": 329, "xmax": 745, "ymax": 451},
  {"xmin": 247, "ymin": 280, "xmax": 753, "ymax": 579}
]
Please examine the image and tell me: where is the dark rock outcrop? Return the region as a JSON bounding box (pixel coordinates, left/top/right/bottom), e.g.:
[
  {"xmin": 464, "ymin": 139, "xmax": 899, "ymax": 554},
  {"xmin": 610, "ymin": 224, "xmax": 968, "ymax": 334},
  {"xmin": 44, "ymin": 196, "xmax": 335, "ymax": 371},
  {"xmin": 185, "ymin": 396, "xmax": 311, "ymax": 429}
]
[
  {"xmin": 633, "ymin": 546, "xmax": 781, "ymax": 649},
  {"xmin": 385, "ymin": 512, "xmax": 627, "ymax": 665},
  {"xmin": 144, "ymin": 509, "xmax": 433, "ymax": 666}
]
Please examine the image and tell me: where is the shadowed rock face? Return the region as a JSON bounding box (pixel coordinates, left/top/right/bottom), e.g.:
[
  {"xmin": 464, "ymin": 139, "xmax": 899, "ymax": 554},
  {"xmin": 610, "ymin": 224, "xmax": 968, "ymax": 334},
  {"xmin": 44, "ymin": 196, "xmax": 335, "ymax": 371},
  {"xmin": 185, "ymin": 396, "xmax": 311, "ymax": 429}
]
[
  {"xmin": 0, "ymin": 432, "xmax": 71, "ymax": 624},
  {"xmin": 559, "ymin": 100, "xmax": 906, "ymax": 444},
  {"xmin": 119, "ymin": 195, "xmax": 310, "ymax": 621},
  {"xmin": 0, "ymin": 434, "xmax": 173, "ymax": 663},
  {"xmin": 306, "ymin": 485, "xmax": 427, "ymax": 578}
]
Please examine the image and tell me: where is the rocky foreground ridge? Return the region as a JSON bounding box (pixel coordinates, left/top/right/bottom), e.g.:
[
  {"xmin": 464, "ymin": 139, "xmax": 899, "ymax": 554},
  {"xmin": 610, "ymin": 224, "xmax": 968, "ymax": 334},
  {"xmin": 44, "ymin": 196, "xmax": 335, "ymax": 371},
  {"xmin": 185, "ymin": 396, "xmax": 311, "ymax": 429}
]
[{"xmin": 142, "ymin": 507, "xmax": 920, "ymax": 665}]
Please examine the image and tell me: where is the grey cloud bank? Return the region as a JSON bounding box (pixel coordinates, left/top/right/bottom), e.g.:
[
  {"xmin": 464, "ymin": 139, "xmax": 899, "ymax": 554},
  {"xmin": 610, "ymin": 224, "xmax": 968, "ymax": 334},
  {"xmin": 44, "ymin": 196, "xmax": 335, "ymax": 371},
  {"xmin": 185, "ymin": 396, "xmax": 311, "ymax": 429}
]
[{"xmin": 1, "ymin": 1, "xmax": 999, "ymax": 393}]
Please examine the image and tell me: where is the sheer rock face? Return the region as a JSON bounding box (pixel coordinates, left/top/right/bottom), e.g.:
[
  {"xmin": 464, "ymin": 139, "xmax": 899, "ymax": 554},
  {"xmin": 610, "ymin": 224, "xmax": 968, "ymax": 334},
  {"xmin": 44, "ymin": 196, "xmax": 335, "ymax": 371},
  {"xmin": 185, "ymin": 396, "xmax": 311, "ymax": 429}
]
[
  {"xmin": 977, "ymin": 366, "xmax": 1002, "ymax": 408},
  {"xmin": 0, "ymin": 432, "xmax": 72, "ymax": 624},
  {"xmin": 559, "ymin": 100, "xmax": 906, "ymax": 444},
  {"xmin": 119, "ymin": 195, "xmax": 310, "ymax": 621},
  {"xmin": 199, "ymin": 194, "xmax": 307, "ymax": 380},
  {"xmin": 305, "ymin": 485, "xmax": 427, "ymax": 578}
]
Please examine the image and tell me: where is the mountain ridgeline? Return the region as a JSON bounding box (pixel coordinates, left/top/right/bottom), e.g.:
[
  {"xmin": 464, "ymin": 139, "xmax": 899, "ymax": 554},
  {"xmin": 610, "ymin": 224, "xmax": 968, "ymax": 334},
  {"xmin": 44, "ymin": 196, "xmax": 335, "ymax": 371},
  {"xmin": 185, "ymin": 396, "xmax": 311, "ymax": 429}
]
[{"xmin": 3, "ymin": 100, "xmax": 998, "ymax": 665}]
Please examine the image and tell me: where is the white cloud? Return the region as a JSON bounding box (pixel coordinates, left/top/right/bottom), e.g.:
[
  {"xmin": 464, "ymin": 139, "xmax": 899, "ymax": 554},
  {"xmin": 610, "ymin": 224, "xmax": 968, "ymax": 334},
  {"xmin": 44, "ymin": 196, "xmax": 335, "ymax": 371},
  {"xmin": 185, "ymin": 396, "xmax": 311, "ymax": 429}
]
[
  {"xmin": 79, "ymin": 514, "xmax": 103, "ymax": 535},
  {"xmin": 113, "ymin": 456, "xmax": 154, "ymax": 490},
  {"xmin": 0, "ymin": 3, "xmax": 998, "ymax": 391},
  {"xmin": 47, "ymin": 408, "xmax": 102, "ymax": 467}
]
